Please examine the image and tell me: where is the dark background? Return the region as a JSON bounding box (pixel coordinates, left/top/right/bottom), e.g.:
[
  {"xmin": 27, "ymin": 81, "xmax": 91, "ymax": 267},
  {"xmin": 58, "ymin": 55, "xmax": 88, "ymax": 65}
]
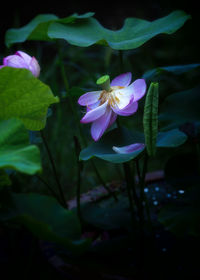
[
  {"xmin": 0, "ymin": 2, "xmax": 199, "ymax": 279},
  {"xmin": 0, "ymin": 0, "xmax": 199, "ymax": 58}
]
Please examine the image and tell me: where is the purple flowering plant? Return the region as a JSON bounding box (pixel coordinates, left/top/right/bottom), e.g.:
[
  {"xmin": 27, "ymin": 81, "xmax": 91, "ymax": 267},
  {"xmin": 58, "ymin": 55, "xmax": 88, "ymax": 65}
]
[
  {"xmin": 78, "ymin": 73, "xmax": 146, "ymax": 141},
  {"xmin": 0, "ymin": 10, "xmax": 199, "ymax": 278}
]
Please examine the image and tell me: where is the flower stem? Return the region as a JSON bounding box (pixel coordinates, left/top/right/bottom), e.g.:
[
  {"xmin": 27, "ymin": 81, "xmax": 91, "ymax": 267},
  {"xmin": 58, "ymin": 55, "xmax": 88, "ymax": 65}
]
[
  {"xmin": 40, "ymin": 130, "xmax": 67, "ymax": 208},
  {"xmin": 138, "ymin": 151, "xmax": 148, "ymax": 270},
  {"xmin": 91, "ymin": 159, "xmax": 118, "ymax": 201},
  {"xmin": 123, "ymin": 162, "xmax": 136, "ymax": 230},
  {"xmin": 73, "ymin": 136, "xmax": 83, "ymax": 227},
  {"xmin": 35, "ymin": 174, "xmax": 61, "ymax": 202},
  {"xmin": 57, "ymin": 43, "xmax": 116, "ymax": 201},
  {"xmin": 116, "ymin": 119, "xmax": 137, "ymax": 227}
]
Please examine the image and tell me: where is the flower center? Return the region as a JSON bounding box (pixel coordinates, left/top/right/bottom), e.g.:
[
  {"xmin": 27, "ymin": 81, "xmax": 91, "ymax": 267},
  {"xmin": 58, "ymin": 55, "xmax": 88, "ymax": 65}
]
[{"xmin": 99, "ymin": 86, "xmax": 124, "ymax": 106}]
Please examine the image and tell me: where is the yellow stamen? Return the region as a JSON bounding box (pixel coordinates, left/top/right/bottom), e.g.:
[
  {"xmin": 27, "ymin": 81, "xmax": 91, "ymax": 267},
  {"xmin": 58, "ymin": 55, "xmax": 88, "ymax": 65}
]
[{"xmin": 98, "ymin": 86, "xmax": 124, "ymax": 107}]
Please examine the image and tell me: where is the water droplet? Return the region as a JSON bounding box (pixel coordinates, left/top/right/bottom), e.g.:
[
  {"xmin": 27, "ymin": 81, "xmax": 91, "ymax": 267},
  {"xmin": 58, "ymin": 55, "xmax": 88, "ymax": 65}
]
[
  {"xmin": 166, "ymin": 193, "xmax": 172, "ymax": 198},
  {"xmin": 144, "ymin": 188, "xmax": 149, "ymax": 193},
  {"xmin": 153, "ymin": 201, "xmax": 158, "ymax": 206},
  {"xmin": 173, "ymin": 195, "xmax": 177, "ymax": 199},
  {"xmin": 162, "ymin": 248, "xmax": 167, "ymax": 252},
  {"xmin": 178, "ymin": 190, "xmax": 185, "ymax": 194},
  {"xmin": 155, "ymin": 186, "xmax": 160, "ymax": 191}
]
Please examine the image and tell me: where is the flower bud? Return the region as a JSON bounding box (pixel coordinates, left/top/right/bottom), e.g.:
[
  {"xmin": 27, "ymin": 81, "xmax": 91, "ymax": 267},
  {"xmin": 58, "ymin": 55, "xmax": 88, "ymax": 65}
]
[{"xmin": 0, "ymin": 50, "xmax": 40, "ymax": 77}]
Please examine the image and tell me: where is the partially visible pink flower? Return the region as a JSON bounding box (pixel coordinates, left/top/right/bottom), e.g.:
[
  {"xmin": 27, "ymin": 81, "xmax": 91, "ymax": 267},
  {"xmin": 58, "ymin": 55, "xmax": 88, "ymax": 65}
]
[
  {"xmin": 112, "ymin": 143, "xmax": 145, "ymax": 154},
  {"xmin": 0, "ymin": 50, "xmax": 40, "ymax": 77},
  {"xmin": 78, "ymin": 72, "xmax": 146, "ymax": 141}
]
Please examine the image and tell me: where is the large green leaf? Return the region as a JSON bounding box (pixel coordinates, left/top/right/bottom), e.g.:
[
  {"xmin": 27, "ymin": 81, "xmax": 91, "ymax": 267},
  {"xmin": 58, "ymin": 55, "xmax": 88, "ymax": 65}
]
[
  {"xmin": 156, "ymin": 129, "xmax": 187, "ymax": 148},
  {"xmin": 143, "ymin": 82, "xmax": 159, "ymax": 156},
  {"xmin": 5, "ymin": 11, "xmax": 190, "ymax": 50},
  {"xmin": 5, "ymin": 13, "xmax": 94, "ymax": 47},
  {"xmin": 159, "ymin": 85, "xmax": 200, "ymax": 131},
  {"xmin": 143, "ymin": 63, "xmax": 200, "ymax": 82},
  {"xmin": 80, "ymin": 127, "xmax": 145, "ymax": 164},
  {"xmin": 48, "ymin": 10, "xmax": 190, "ymax": 50},
  {"xmin": 80, "ymin": 194, "xmax": 132, "ymax": 231},
  {"xmin": 0, "ymin": 192, "xmax": 90, "ymax": 253},
  {"xmin": 0, "ymin": 119, "xmax": 41, "ymax": 174},
  {"xmin": 80, "ymin": 127, "xmax": 187, "ymax": 163},
  {"xmin": 0, "ymin": 67, "xmax": 59, "ymax": 130}
]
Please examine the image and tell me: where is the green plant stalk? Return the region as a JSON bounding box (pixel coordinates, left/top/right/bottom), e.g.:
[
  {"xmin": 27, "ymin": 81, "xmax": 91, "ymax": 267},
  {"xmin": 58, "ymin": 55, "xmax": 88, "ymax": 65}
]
[
  {"xmin": 123, "ymin": 162, "xmax": 136, "ymax": 230},
  {"xmin": 73, "ymin": 136, "xmax": 83, "ymax": 227},
  {"xmin": 76, "ymin": 165, "xmax": 82, "ymax": 225},
  {"xmin": 135, "ymin": 159, "xmax": 141, "ymax": 182},
  {"xmin": 35, "ymin": 174, "xmax": 61, "ymax": 202},
  {"xmin": 116, "ymin": 119, "xmax": 137, "ymax": 228},
  {"xmin": 138, "ymin": 151, "xmax": 148, "ymax": 268},
  {"xmin": 40, "ymin": 130, "xmax": 67, "ymax": 208},
  {"xmin": 135, "ymin": 155, "xmax": 152, "ymax": 229},
  {"xmin": 57, "ymin": 45, "xmax": 117, "ymax": 200},
  {"xmin": 57, "ymin": 44, "xmax": 86, "ymax": 146},
  {"xmin": 91, "ymin": 159, "xmax": 118, "ymax": 201}
]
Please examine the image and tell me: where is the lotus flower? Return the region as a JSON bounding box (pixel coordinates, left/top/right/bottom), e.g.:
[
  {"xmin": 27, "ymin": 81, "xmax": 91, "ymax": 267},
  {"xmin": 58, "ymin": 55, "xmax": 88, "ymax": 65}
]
[
  {"xmin": 0, "ymin": 50, "xmax": 40, "ymax": 77},
  {"xmin": 78, "ymin": 72, "xmax": 146, "ymax": 141}
]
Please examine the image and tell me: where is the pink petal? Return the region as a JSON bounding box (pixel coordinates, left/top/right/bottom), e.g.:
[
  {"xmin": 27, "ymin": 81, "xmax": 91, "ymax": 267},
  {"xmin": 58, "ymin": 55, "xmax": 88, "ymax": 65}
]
[
  {"xmin": 112, "ymin": 101, "xmax": 138, "ymax": 116},
  {"xmin": 78, "ymin": 91, "xmax": 101, "ymax": 106},
  {"xmin": 0, "ymin": 65, "xmax": 4, "ymax": 69},
  {"xmin": 16, "ymin": 51, "xmax": 32, "ymax": 64},
  {"xmin": 110, "ymin": 72, "xmax": 132, "ymax": 87},
  {"xmin": 112, "ymin": 143, "xmax": 145, "ymax": 154},
  {"xmin": 108, "ymin": 111, "xmax": 117, "ymax": 127},
  {"xmin": 80, "ymin": 101, "xmax": 108, "ymax": 123},
  {"xmin": 91, "ymin": 108, "xmax": 112, "ymax": 141},
  {"xmin": 86, "ymin": 100, "xmax": 100, "ymax": 112},
  {"xmin": 29, "ymin": 57, "xmax": 40, "ymax": 77},
  {"xmin": 3, "ymin": 55, "xmax": 29, "ymax": 69},
  {"xmin": 132, "ymin": 79, "xmax": 146, "ymax": 102}
]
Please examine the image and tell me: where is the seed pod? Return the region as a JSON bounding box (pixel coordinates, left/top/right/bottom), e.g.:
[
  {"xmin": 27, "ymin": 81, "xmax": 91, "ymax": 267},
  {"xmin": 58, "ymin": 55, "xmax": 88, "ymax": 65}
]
[{"xmin": 143, "ymin": 82, "xmax": 159, "ymax": 156}]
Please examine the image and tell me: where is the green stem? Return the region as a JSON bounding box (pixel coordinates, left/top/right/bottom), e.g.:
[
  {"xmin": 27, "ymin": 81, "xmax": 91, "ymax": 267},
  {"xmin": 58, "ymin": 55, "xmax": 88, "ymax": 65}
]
[
  {"xmin": 57, "ymin": 43, "xmax": 87, "ymax": 146},
  {"xmin": 73, "ymin": 136, "xmax": 83, "ymax": 227},
  {"xmin": 138, "ymin": 151, "xmax": 148, "ymax": 269},
  {"xmin": 135, "ymin": 159, "xmax": 141, "ymax": 182},
  {"xmin": 57, "ymin": 43, "xmax": 116, "ymax": 200},
  {"xmin": 76, "ymin": 167, "xmax": 82, "ymax": 224},
  {"xmin": 123, "ymin": 162, "xmax": 136, "ymax": 230},
  {"xmin": 40, "ymin": 130, "xmax": 67, "ymax": 208},
  {"xmin": 135, "ymin": 156, "xmax": 152, "ymax": 228},
  {"xmin": 35, "ymin": 174, "xmax": 60, "ymax": 201},
  {"xmin": 91, "ymin": 159, "xmax": 118, "ymax": 201},
  {"xmin": 139, "ymin": 152, "xmax": 148, "ymax": 206},
  {"xmin": 116, "ymin": 119, "xmax": 136, "ymax": 227}
]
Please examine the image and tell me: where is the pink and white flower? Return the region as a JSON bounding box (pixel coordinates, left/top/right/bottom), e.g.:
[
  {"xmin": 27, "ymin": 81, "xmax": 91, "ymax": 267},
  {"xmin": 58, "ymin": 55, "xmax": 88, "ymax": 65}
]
[
  {"xmin": 0, "ymin": 50, "xmax": 40, "ymax": 77},
  {"xmin": 78, "ymin": 72, "xmax": 146, "ymax": 141}
]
